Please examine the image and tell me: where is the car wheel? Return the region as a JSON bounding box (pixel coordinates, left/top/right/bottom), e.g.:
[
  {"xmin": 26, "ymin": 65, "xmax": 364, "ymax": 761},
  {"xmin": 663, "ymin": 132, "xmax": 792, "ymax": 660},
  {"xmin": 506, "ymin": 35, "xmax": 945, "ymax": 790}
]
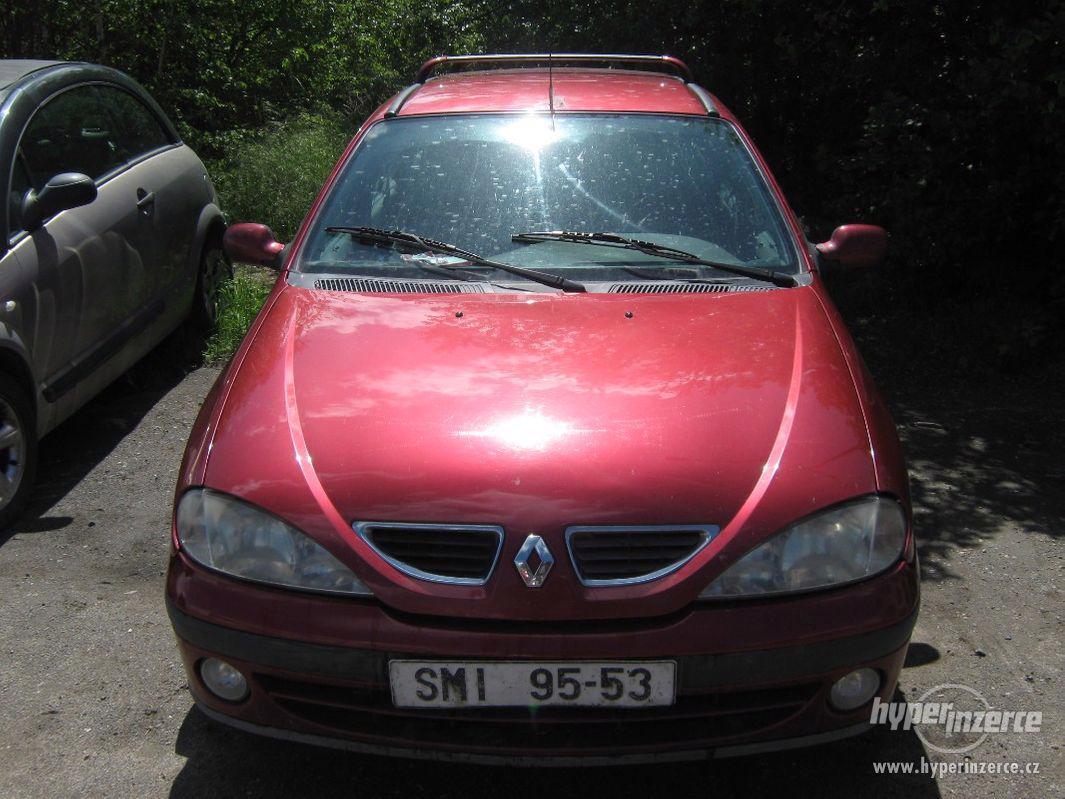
[
  {"xmin": 190, "ymin": 243, "xmax": 232, "ymax": 330},
  {"xmin": 0, "ymin": 373, "xmax": 37, "ymax": 529}
]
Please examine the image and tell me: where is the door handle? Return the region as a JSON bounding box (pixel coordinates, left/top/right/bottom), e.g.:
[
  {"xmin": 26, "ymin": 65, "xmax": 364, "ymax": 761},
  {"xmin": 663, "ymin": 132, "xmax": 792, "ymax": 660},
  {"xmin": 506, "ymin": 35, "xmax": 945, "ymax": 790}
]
[{"xmin": 136, "ymin": 189, "xmax": 155, "ymax": 211}]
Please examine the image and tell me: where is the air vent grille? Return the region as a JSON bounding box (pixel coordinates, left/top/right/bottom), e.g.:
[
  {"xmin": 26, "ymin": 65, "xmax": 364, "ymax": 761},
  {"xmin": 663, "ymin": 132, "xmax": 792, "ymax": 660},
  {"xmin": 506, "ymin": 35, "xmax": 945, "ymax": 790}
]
[
  {"xmin": 355, "ymin": 523, "xmax": 503, "ymax": 584},
  {"xmin": 567, "ymin": 526, "xmax": 717, "ymax": 585},
  {"xmin": 608, "ymin": 282, "xmax": 774, "ymax": 294},
  {"xmin": 315, "ymin": 277, "xmax": 486, "ymax": 294}
]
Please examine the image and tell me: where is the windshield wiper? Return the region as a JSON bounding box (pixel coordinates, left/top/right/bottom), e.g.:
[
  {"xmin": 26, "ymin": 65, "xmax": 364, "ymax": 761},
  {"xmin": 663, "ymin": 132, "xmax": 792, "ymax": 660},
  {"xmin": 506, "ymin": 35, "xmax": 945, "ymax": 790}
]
[
  {"xmin": 512, "ymin": 230, "xmax": 797, "ymax": 287},
  {"xmin": 388, "ymin": 255, "xmax": 483, "ymax": 283},
  {"xmin": 326, "ymin": 226, "xmax": 586, "ymax": 293}
]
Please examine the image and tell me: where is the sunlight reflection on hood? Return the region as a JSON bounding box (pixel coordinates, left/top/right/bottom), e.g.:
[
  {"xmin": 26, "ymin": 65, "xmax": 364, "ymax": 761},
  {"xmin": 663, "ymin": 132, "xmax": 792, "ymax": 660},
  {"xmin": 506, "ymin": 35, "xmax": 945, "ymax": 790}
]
[{"xmin": 466, "ymin": 409, "xmax": 575, "ymax": 451}]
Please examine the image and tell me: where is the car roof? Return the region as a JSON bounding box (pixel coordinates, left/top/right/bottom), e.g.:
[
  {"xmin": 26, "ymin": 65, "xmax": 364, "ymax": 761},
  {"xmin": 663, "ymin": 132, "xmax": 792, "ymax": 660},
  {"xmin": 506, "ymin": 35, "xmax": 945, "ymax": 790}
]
[
  {"xmin": 396, "ymin": 68, "xmax": 712, "ymax": 117},
  {"xmin": 0, "ymin": 60, "xmax": 63, "ymax": 102}
]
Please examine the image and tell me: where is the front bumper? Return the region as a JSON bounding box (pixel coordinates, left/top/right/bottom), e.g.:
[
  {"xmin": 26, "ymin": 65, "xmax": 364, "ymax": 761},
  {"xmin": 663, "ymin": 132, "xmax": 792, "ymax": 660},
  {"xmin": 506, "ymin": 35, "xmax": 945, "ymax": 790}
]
[
  {"xmin": 167, "ymin": 553, "xmax": 918, "ymax": 763},
  {"xmin": 192, "ymin": 700, "xmax": 876, "ymax": 765}
]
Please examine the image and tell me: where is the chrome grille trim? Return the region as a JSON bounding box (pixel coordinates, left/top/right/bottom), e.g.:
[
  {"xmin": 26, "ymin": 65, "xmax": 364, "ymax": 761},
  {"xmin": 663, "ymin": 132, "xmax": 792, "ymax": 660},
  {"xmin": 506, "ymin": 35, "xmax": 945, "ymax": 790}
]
[
  {"xmin": 353, "ymin": 521, "xmax": 504, "ymax": 586},
  {"xmin": 565, "ymin": 525, "xmax": 719, "ymax": 587}
]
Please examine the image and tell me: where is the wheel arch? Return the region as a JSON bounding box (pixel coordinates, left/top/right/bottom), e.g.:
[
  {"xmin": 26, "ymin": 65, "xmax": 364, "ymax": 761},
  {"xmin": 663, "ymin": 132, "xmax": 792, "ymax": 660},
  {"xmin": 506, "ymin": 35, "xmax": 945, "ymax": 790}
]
[
  {"xmin": 205, "ymin": 213, "xmax": 227, "ymax": 252},
  {"xmin": 187, "ymin": 203, "xmax": 227, "ymax": 277},
  {"xmin": 0, "ymin": 344, "xmax": 38, "ymax": 425}
]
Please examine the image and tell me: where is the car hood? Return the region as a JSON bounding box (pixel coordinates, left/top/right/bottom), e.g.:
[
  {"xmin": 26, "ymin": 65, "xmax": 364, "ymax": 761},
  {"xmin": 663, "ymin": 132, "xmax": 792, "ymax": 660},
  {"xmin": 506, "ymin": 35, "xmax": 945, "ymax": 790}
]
[{"xmin": 202, "ymin": 284, "xmax": 878, "ymax": 619}]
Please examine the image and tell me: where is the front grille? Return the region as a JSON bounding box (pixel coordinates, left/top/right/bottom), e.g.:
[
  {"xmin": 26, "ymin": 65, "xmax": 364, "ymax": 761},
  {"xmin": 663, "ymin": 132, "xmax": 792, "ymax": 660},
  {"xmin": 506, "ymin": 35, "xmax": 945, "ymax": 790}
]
[
  {"xmin": 315, "ymin": 277, "xmax": 486, "ymax": 293},
  {"xmin": 608, "ymin": 282, "xmax": 774, "ymax": 294},
  {"xmin": 566, "ymin": 525, "xmax": 717, "ymax": 585},
  {"xmin": 355, "ymin": 522, "xmax": 503, "ymax": 584},
  {"xmin": 257, "ymin": 673, "xmax": 818, "ymax": 755}
]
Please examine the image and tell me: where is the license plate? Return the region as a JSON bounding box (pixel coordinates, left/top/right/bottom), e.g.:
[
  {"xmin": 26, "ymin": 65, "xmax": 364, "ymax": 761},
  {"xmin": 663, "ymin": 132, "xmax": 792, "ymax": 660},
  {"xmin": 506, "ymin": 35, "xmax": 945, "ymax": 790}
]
[{"xmin": 389, "ymin": 660, "xmax": 676, "ymax": 708}]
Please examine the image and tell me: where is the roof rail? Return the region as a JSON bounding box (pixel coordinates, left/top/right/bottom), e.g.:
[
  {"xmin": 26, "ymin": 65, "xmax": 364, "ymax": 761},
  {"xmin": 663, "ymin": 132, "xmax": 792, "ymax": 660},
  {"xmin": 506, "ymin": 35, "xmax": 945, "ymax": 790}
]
[
  {"xmin": 383, "ymin": 82, "xmax": 421, "ymax": 117},
  {"xmin": 686, "ymin": 83, "xmax": 718, "ymax": 116},
  {"xmin": 415, "ymin": 54, "xmax": 695, "ymax": 84}
]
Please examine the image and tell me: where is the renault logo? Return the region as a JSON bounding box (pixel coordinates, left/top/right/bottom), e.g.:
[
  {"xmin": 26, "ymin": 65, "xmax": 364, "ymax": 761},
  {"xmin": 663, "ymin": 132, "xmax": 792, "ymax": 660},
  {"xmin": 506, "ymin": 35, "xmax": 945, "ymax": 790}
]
[{"xmin": 514, "ymin": 534, "xmax": 553, "ymax": 588}]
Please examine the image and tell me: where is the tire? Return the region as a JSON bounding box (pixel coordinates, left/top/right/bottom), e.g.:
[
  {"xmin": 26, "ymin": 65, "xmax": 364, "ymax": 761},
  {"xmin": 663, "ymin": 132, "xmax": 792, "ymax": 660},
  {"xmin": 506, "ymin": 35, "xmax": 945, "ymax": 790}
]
[
  {"xmin": 188, "ymin": 243, "xmax": 232, "ymax": 331},
  {"xmin": 0, "ymin": 373, "xmax": 37, "ymax": 529}
]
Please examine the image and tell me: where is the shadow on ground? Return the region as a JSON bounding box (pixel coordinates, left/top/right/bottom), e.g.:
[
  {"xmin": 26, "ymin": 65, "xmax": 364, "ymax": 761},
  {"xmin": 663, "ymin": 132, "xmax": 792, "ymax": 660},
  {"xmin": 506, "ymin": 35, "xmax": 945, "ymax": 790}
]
[
  {"xmin": 0, "ymin": 330, "xmax": 200, "ymax": 548},
  {"xmin": 829, "ymin": 275, "xmax": 1065, "ymax": 579},
  {"xmin": 893, "ymin": 399, "xmax": 1064, "ymax": 580}
]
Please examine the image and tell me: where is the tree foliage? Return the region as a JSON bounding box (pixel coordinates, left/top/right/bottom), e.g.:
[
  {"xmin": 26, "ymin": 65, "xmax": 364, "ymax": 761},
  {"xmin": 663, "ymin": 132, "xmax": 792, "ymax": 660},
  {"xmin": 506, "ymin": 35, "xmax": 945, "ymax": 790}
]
[
  {"xmin": 3, "ymin": 0, "xmax": 1063, "ymax": 368},
  {"xmin": 2, "ymin": 0, "xmax": 481, "ymax": 142}
]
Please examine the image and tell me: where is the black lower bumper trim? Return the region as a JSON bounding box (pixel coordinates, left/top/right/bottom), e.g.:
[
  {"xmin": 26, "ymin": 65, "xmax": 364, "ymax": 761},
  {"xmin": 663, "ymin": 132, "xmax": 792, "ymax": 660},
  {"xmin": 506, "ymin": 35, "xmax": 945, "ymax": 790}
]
[
  {"xmin": 195, "ymin": 701, "xmax": 872, "ymax": 764},
  {"xmin": 166, "ymin": 600, "xmax": 917, "ymax": 690}
]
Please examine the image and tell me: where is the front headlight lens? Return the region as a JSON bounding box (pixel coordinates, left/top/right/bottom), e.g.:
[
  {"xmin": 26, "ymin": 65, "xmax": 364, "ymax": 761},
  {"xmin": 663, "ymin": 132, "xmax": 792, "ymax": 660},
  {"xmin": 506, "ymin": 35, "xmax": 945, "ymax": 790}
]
[
  {"xmin": 700, "ymin": 496, "xmax": 906, "ymax": 598},
  {"xmin": 176, "ymin": 489, "xmax": 372, "ymax": 596}
]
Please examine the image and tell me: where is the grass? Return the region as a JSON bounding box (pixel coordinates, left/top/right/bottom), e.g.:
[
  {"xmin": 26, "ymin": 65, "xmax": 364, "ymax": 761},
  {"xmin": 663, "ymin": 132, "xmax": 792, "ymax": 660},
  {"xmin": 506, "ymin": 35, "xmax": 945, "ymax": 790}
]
[
  {"xmin": 203, "ymin": 266, "xmax": 275, "ymax": 364},
  {"xmin": 206, "ymin": 112, "xmax": 350, "ymax": 241},
  {"xmin": 199, "ymin": 111, "xmax": 349, "ymax": 364}
]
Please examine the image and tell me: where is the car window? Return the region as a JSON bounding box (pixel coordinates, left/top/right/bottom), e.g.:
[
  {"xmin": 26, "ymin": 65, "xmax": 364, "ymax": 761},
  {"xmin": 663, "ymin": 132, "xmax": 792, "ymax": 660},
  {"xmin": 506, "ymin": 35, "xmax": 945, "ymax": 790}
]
[
  {"xmin": 95, "ymin": 85, "xmax": 171, "ymax": 161},
  {"xmin": 19, "ymin": 85, "xmax": 126, "ymax": 190},
  {"xmin": 303, "ymin": 114, "xmax": 798, "ymax": 279},
  {"xmin": 8, "ymin": 156, "xmax": 32, "ymax": 235}
]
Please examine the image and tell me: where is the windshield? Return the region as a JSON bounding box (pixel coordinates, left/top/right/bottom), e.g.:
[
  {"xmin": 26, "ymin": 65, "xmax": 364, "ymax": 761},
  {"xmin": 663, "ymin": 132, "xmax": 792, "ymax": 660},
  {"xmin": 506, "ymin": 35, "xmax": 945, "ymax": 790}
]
[{"xmin": 300, "ymin": 114, "xmax": 799, "ymax": 281}]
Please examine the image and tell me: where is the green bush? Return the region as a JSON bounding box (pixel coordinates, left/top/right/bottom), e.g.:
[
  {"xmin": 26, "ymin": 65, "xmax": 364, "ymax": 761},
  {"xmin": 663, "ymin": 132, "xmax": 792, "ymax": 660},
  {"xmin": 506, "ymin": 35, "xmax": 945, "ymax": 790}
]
[
  {"xmin": 207, "ymin": 112, "xmax": 350, "ymax": 241},
  {"xmin": 204, "ymin": 267, "xmax": 275, "ymax": 364}
]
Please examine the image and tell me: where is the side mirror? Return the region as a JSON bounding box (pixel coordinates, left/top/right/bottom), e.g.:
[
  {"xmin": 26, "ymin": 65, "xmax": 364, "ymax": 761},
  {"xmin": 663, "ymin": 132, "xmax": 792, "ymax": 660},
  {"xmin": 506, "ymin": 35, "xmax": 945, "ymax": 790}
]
[
  {"xmin": 223, "ymin": 222, "xmax": 286, "ymax": 268},
  {"xmin": 815, "ymin": 224, "xmax": 888, "ymax": 270},
  {"xmin": 22, "ymin": 172, "xmax": 97, "ymax": 231}
]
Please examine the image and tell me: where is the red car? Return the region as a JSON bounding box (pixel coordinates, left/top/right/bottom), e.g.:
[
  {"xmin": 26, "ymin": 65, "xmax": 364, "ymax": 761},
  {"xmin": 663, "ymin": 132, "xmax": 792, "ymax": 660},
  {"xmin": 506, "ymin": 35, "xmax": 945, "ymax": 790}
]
[{"xmin": 167, "ymin": 54, "xmax": 918, "ymax": 764}]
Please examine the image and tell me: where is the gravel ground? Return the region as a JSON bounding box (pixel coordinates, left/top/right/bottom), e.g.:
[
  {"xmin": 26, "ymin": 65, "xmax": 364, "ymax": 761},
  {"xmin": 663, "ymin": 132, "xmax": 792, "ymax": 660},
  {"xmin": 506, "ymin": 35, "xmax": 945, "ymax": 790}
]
[{"xmin": 0, "ymin": 344, "xmax": 1061, "ymax": 798}]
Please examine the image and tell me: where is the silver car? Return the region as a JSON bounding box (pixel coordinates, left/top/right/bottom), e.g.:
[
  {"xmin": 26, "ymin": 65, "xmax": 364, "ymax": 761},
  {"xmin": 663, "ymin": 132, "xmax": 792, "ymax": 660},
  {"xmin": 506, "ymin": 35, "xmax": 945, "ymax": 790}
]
[{"xmin": 0, "ymin": 60, "xmax": 228, "ymax": 526}]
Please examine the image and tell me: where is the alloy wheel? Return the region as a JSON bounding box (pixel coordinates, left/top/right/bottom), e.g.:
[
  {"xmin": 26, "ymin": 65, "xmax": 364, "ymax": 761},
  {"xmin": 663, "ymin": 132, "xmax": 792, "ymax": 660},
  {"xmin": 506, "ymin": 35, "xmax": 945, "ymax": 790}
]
[{"xmin": 0, "ymin": 397, "xmax": 25, "ymax": 510}]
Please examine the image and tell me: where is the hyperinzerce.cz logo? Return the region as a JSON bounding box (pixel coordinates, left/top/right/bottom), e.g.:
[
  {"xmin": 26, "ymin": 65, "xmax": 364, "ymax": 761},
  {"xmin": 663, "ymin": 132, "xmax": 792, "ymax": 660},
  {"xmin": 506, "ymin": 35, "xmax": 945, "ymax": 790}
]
[{"xmin": 871, "ymin": 683, "xmax": 1042, "ymax": 754}]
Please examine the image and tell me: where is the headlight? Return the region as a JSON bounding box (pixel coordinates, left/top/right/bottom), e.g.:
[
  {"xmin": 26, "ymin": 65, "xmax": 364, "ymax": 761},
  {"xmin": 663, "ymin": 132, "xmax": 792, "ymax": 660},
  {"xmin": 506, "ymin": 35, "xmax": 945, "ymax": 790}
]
[
  {"xmin": 176, "ymin": 489, "xmax": 372, "ymax": 596},
  {"xmin": 700, "ymin": 496, "xmax": 906, "ymax": 598}
]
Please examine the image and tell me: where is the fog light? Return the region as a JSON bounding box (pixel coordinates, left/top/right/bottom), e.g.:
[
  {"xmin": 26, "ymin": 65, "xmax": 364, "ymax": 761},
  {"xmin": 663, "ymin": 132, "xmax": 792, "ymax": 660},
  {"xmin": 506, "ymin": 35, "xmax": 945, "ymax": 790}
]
[
  {"xmin": 829, "ymin": 668, "xmax": 880, "ymax": 711},
  {"xmin": 200, "ymin": 658, "xmax": 249, "ymax": 702}
]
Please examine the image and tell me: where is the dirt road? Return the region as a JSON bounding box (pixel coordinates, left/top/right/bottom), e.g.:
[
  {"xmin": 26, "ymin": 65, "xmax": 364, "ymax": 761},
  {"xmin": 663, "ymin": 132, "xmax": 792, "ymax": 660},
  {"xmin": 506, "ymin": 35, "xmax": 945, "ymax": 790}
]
[{"xmin": 0, "ymin": 349, "xmax": 1060, "ymax": 798}]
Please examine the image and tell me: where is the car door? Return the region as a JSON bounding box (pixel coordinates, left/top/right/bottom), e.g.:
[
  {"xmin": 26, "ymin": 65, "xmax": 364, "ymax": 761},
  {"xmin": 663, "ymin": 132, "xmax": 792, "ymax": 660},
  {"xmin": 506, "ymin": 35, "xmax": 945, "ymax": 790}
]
[
  {"xmin": 9, "ymin": 83, "xmax": 161, "ymax": 408},
  {"xmin": 94, "ymin": 85, "xmax": 196, "ymax": 296}
]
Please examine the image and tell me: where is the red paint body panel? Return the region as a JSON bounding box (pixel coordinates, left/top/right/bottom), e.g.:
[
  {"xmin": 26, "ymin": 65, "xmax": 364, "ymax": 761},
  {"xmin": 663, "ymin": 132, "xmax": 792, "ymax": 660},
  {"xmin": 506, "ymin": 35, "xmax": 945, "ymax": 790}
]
[
  {"xmin": 169, "ymin": 553, "xmax": 916, "ymax": 655},
  {"xmin": 222, "ymin": 222, "xmax": 285, "ymax": 266},
  {"xmin": 816, "ymin": 224, "xmax": 889, "ymax": 269},
  {"xmin": 174, "ymin": 631, "xmax": 909, "ymax": 759},
  {"xmin": 167, "ymin": 59, "xmax": 917, "ymax": 759},
  {"xmin": 198, "ymin": 286, "xmax": 882, "ymax": 620},
  {"xmin": 399, "ymin": 70, "xmax": 707, "ymax": 116}
]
